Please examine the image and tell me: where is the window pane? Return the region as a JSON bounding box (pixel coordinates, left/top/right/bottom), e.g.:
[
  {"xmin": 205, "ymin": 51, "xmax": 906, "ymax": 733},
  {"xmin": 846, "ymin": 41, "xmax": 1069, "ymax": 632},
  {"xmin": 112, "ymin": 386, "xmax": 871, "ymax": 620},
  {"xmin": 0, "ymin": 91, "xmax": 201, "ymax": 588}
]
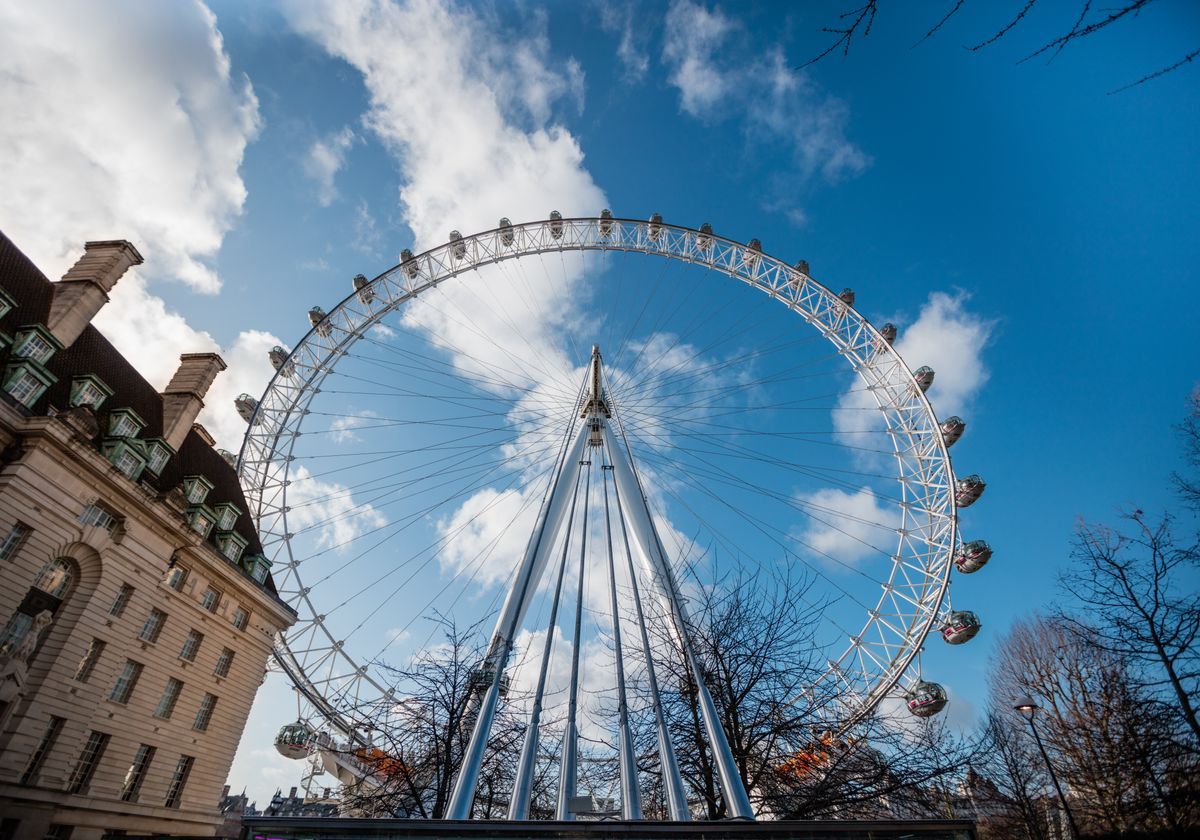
[
  {"xmin": 109, "ymin": 660, "xmax": 143, "ymax": 704},
  {"xmin": 179, "ymin": 631, "xmax": 203, "ymax": 662},
  {"xmin": 120, "ymin": 744, "xmax": 156, "ymax": 802},
  {"xmin": 154, "ymin": 678, "xmax": 183, "ymax": 719},
  {"xmin": 138, "ymin": 610, "xmax": 166, "ymax": 643},
  {"xmin": 164, "ymin": 755, "xmax": 194, "ymax": 808},
  {"xmin": 67, "ymin": 731, "xmax": 110, "ymax": 794},
  {"xmin": 213, "ymin": 648, "xmax": 234, "ymax": 678},
  {"xmin": 21, "ymin": 716, "xmax": 65, "ymax": 785},
  {"xmin": 0, "ymin": 523, "xmax": 29, "ymax": 561},
  {"xmin": 192, "ymin": 694, "xmax": 217, "ymax": 731},
  {"xmin": 74, "ymin": 638, "xmax": 106, "ymax": 683},
  {"xmin": 108, "ymin": 584, "xmax": 134, "ymax": 617}
]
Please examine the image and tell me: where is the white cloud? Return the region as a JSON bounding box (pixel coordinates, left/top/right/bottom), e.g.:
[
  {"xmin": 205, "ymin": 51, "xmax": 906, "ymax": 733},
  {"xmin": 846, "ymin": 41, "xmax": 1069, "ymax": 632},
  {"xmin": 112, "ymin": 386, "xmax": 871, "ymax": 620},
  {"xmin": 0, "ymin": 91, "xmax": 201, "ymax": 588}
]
[
  {"xmin": 303, "ymin": 126, "xmax": 359, "ymax": 206},
  {"xmin": 596, "ymin": 2, "xmax": 650, "ymax": 82},
  {"xmin": 661, "ymin": 1, "xmax": 868, "ymax": 184},
  {"xmin": 285, "ymin": 464, "xmax": 389, "ymax": 551},
  {"xmin": 328, "ymin": 411, "xmax": 379, "ymax": 444},
  {"xmin": 793, "ymin": 485, "xmax": 898, "ymax": 569},
  {"xmin": 435, "ymin": 486, "xmax": 542, "ymax": 589},
  {"xmin": 0, "ymin": 0, "xmax": 260, "ymax": 293}
]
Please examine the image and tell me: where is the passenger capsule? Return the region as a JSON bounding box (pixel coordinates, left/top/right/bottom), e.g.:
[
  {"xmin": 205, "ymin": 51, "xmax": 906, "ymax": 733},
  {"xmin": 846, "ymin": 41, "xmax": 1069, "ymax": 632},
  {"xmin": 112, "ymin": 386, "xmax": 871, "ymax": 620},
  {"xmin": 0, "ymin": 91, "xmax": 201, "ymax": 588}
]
[
  {"xmin": 955, "ymin": 540, "xmax": 992, "ymax": 574},
  {"xmin": 905, "ymin": 680, "xmax": 948, "ymax": 718},
  {"xmin": 696, "ymin": 222, "xmax": 714, "ymax": 251},
  {"xmin": 309, "ymin": 306, "xmax": 331, "ymax": 337},
  {"xmin": 913, "ymin": 366, "xmax": 935, "ymax": 392},
  {"xmin": 839, "ymin": 288, "xmax": 856, "ymax": 307},
  {"xmin": 400, "ymin": 249, "xmax": 419, "ymax": 279},
  {"xmin": 353, "ymin": 273, "xmax": 373, "ymax": 305},
  {"xmin": 275, "ymin": 721, "xmax": 315, "ymax": 760},
  {"xmin": 235, "ymin": 393, "xmax": 260, "ymax": 425},
  {"xmin": 940, "ymin": 416, "xmax": 966, "ymax": 448},
  {"xmin": 742, "ymin": 238, "xmax": 762, "ymax": 269},
  {"xmin": 599, "ymin": 209, "xmax": 614, "ymax": 237},
  {"xmin": 941, "ymin": 610, "xmax": 982, "ymax": 645},
  {"xmin": 956, "ymin": 474, "xmax": 986, "ymax": 508},
  {"xmin": 879, "ymin": 323, "xmax": 897, "ymax": 344},
  {"xmin": 548, "ymin": 210, "xmax": 564, "ymax": 240},
  {"xmin": 217, "ymin": 449, "xmax": 237, "ymax": 467},
  {"xmin": 648, "ymin": 213, "xmax": 663, "ymax": 242},
  {"xmin": 449, "ymin": 230, "xmax": 466, "ymax": 259},
  {"xmin": 269, "ymin": 345, "xmax": 294, "ymax": 377},
  {"xmin": 499, "ymin": 217, "xmax": 514, "ymax": 246}
]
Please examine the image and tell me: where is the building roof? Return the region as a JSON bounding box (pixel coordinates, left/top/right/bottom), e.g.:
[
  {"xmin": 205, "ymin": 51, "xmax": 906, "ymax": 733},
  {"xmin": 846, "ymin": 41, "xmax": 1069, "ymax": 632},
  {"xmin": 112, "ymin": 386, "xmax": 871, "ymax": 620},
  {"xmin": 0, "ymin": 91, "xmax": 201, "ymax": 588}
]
[{"xmin": 0, "ymin": 229, "xmax": 281, "ymax": 599}]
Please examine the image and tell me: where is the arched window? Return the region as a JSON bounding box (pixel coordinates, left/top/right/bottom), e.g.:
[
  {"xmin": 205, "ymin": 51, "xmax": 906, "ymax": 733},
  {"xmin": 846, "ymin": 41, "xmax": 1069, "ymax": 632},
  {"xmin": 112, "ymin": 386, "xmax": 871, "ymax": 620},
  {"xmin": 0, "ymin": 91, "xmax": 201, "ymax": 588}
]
[{"xmin": 0, "ymin": 557, "xmax": 79, "ymax": 661}]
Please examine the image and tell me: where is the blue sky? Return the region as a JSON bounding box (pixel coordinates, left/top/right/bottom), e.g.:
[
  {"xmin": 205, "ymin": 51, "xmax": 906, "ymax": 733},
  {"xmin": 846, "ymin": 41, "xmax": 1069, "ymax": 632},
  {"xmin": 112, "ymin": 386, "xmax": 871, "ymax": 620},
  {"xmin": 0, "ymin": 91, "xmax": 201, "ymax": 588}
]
[{"xmin": 1, "ymin": 0, "xmax": 1197, "ymax": 809}]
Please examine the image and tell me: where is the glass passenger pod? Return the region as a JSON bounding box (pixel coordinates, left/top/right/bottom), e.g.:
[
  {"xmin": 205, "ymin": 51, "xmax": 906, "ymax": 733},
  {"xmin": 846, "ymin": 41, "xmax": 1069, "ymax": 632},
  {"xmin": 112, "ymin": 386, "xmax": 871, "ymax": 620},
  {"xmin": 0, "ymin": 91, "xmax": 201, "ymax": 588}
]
[
  {"xmin": 275, "ymin": 721, "xmax": 315, "ymax": 760},
  {"xmin": 235, "ymin": 394, "xmax": 260, "ymax": 425},
  {"xmin": 648, "ymin": 212, "xmax": 664, "ymax": 242},
  {"xmin": 879, "ymin": 323, "xmax": 897, "ymax": 344},
  {"xmin": 941, "ymin": 610, "xmax": 982, "ymax": 645},
  {"xmin": 499, "ymin": 217, "xmax": 514, "ymax": 246},
  {"xmin": 468, "ymin": 667, "xmax": 511, "ymax": 698},
  {"xmin": 308, "ymin": 306, "xmax": 331, "ymax": 337},
  {"xmin": 956, "ymin": 474, "xmax": 986, "ymax": 508},
  {"xmin": 269, "ymin": 345, "xmax": 294, "ymax": 378},
  {"xmin": 695, "ymin": 222, "xmax": 714, "ymax": 252},
  {"xmin": 548, "ymin": 210, "xmax": 564, "ymax": 240},
  {"xmin": 912, "ymin": 365, "xmax": 935, "ymax": 392},
  {"xmin": 353, "ymin": 274, "xmax": 373, "ymax": 305},
  {"xmin": 400, "ymin": 248, "xmax": 419, "ymax": 280},
  {"xmin": 742, "ymin": 238, "xmax": 762, "ymax": 269},
  {"xmin": 940, "ymin": 415, "xmax": 966, "ymax": 448},
  {"xmin": 954, "ymin": 539, "xmax": 992, "ymax": 574},
  {"xmin": 905, "ymin": 680, "xmax": 948, "ymax": 717},
  {"xmin": 838, "ymin": 288, "xmax": 856, "ymax": 308},
  {"xmin": 789, "ymin": 260, "xmax": 810, "ymax": 292},
  {"xmin": 449, "ymin": 230, "xmax": 466, "ymax": 259}
]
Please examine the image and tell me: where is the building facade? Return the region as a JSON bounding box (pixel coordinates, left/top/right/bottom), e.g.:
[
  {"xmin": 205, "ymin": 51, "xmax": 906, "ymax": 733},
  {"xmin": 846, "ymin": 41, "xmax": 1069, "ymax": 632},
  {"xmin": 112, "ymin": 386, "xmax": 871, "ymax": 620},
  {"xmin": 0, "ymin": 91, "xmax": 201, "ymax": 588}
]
[{"xmin": 0, "ymin": 233, "xmax": 295, "ymax": 839}]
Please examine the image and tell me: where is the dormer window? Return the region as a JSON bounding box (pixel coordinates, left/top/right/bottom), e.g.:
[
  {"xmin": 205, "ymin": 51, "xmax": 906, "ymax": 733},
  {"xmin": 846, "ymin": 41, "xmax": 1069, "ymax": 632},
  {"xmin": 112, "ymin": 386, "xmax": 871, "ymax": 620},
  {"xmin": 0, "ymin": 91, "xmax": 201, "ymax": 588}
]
[
  {"xmin": 217, "ymin": 531, "xmax": 247, "ymax": 563},
  {"xmin": 0, "ymin": 289, "xmax": 14, "ymax": 320},
  {"xmin": 108, "ymin": 408, "xmax": 145, "ymax": 439},
  {"xmin": 3, "ymin": 363, "xmax": 55, "ymax": 408},
  {"xmin": 102, "ymin": 439, "xmax": 147, "ymax": 481},
  {"xmin": 187, "ymin": 505, "xmax": 216, "ymax": 538},
  {"xmin": 243, "ymin": 554, "xmax": 272, "ymax": 585},
  {"xmin": 144, "ymin": 439, "xmax": 172, "ymax": 475},
  {"xmin": 69, "ymin": 375, "xmax": 113, "ymax": 410},
  {"xmin": 214, "ymin": 503, "xmax": 241, "ymax": 533},
  {"xmin": 183, "ymin": 476, "xmax": 213, "ymax": 505},
  {"xmin": 13, "ymin": 326, "xmax": 61, "ymax": 364}
]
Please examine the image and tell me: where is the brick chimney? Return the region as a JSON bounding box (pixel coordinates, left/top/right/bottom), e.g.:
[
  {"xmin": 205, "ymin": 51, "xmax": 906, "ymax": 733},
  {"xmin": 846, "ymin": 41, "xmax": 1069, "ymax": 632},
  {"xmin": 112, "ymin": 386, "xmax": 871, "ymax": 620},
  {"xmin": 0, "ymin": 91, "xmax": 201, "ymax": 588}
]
[
  {"xmin": 161, "ymin": 353, "xmax": 227, "ymax": 450},
  {"xmin": 46, "ymin": 240, "xmax": 143, "ymax": 348}
]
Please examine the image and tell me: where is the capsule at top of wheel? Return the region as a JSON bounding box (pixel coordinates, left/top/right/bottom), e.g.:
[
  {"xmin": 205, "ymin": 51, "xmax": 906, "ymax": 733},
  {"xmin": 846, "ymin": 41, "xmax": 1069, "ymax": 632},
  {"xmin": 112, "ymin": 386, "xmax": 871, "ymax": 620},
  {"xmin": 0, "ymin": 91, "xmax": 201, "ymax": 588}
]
[
  {"xmin": 648, "ymin": 213, "xmax": 663, "ymax": 241},
  {"xmin": 742, "ymin": 238, "xmax": 762, "ymax": 268},
  {"xmin": 309, "ymin": 306, "xmax": 331, "ymax": 337},
  {"xmin": 941, "ymin": 610, "xmax": 982, "ymax": 644},
  {"xmin": 269, "ymin": 345, "xmax": 293, "ymax": 377},
  {"xmin": 940, "ymin": 416, "xmax": 966, "ymax": 448},
  {"xmin": 913, "ymin": 365, "xmax": 935, "ymax": 392},
  {"xmin": 599, "ymin": 209, "xmax": 614, "ymax": 237},
  {"xmin": 879, "ymin": 323, "xmax": 897, "ymax": 344},
  {"xmin": 696, "ymin": 222, "xmax": 713, "ymax": 251},
  {"xmin": 499, "ymin": 217, "xmax": 514, "ymax": 246},
  {"xmin": 548, "ymin": 210, "xmax": 564, "ymax": 239},
  {"xmin": 905, "ymin": 680, "xmax": 948, "ymax": 717},
  {"xmin": 400, "ymin": 248, "xmax": 419, "ymax": 279},
  {"xmin": 449, "ymin": 230, "xmax": 466, "ymax": 259},
  {"xmin": 353, "ymin": 273, "xmax": 373, "ymax": 305},
  {"xmin": 956, "ymin": 474, "xmax": 986, "ymax": 508},
  {"xmin": 838, "ymin": 288, "xmax": 855, "ymax": 307},
  {"xmin": 955, "ymin": 539, "xmax": 992, "ymax": 573},
  {"xmin": 275, "ymin": 721, "xmax": 315, "ymax": 760},
  {"xmin": 235, "ymin": 393, "xmax": 260, "ymax": 425}
]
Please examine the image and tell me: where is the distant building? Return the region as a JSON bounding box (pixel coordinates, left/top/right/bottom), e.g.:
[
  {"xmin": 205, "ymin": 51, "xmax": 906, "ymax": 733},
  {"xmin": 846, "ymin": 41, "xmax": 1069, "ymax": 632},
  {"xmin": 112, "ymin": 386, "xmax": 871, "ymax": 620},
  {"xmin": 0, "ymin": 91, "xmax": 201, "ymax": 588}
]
[
  {"xmin": 264, "ymin": 786, "xmax": 338, "ymax": 817},
  {"xmin": 0, "ymin": 233, "xmax": 296, "ymax": 840}
]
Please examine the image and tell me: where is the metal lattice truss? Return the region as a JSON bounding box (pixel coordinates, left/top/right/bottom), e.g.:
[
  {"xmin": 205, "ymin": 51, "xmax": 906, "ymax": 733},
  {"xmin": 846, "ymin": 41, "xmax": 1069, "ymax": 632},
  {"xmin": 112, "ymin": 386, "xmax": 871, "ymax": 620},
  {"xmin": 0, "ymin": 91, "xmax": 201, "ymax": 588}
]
[{"xmin": 238, "ymin": 216, "xmax": 959, "ymax": 740}]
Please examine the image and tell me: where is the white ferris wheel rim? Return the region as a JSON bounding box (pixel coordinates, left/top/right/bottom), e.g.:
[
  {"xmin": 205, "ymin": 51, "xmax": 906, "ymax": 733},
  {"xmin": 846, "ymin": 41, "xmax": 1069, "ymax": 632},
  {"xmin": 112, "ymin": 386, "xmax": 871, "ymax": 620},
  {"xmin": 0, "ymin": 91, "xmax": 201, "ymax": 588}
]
[{"xmin": 237, "ymin": 215, "xmax": 960, "ymax": 737}]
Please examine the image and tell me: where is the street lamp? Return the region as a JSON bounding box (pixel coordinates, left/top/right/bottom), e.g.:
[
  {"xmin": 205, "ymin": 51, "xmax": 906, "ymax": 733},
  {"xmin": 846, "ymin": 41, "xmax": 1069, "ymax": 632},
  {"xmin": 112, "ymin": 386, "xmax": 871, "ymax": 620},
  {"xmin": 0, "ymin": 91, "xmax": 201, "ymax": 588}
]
[{"xmin": 1014, "ymin": 698, "xmax": 1081, "ymax": 839}]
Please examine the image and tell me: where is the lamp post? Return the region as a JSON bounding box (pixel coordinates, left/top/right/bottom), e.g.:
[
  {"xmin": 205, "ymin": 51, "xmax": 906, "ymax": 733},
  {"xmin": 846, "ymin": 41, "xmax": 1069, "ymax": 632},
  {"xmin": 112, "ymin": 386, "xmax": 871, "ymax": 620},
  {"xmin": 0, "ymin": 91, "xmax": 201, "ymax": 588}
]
[{"xmin": 1014, "ymin": 698, "xmax": 1080, "ymax": 839}]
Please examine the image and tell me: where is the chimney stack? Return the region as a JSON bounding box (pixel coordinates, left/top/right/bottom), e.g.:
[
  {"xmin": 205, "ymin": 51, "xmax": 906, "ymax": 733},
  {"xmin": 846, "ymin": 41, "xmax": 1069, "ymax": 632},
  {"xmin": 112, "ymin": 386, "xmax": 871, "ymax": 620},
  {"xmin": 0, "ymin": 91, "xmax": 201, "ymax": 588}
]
[
  {"xmin": 161, "ymin": 353, "xmax": 227, "ymax": 450},
  {"xmin": 47, "ymin": 240, "xmax": 143, "ymax": 348}
]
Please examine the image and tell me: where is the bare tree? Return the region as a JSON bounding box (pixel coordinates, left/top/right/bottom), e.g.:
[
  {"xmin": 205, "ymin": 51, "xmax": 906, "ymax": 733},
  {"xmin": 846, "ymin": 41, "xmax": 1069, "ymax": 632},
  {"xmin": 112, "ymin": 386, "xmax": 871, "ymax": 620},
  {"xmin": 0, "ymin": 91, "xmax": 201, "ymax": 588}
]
[
  {"xmin": 1063, "ymin": 512, "xmax": 1200, "ymax": 748},
  {"xmin": 801, "ymin": 1, "xmax": 1197, "ymax": 93},
  {"xmin": 1175, "ymin": 386, "xmax": 1200, "ymax": 512}
]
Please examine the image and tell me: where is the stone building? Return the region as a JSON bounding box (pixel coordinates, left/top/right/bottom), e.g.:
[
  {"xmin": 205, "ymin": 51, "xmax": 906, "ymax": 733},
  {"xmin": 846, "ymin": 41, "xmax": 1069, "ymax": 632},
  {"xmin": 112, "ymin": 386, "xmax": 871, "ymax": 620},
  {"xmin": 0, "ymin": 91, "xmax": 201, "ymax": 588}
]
[{"xmin": 0, "ymin": 232, "xmax": 295, "ymax": 839}]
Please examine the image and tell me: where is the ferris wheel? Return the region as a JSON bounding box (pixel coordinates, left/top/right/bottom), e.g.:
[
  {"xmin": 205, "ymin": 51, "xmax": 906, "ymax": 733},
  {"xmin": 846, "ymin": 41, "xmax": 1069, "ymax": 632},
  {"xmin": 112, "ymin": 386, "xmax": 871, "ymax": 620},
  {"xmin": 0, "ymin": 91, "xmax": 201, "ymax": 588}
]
[{"xmin": 236, "ymin": 214, "xmax": 992, "ymax": 819}]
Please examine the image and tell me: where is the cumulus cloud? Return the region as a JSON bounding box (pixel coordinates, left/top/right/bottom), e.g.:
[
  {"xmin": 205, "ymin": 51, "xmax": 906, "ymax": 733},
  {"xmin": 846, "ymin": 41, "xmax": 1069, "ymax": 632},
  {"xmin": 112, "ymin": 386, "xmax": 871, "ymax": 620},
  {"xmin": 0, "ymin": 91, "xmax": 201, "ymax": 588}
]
[
  {"xmin": 303, "ymin": 126, "xmax": 359, "ymax": 206},
  {"xmin": 793, "ymin": 485, "xmax": 899, "ymax": 569},
  {"xmin": 595, "ymin": 1, "xmax": 651, "ymax": 82},
  {"xmin": 661, "ymin": 1, "xmax": 868, "ymax": 187},
  {"xmin": 0, "ymin": 0, "xmax": 260, "ymax": 293}
]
